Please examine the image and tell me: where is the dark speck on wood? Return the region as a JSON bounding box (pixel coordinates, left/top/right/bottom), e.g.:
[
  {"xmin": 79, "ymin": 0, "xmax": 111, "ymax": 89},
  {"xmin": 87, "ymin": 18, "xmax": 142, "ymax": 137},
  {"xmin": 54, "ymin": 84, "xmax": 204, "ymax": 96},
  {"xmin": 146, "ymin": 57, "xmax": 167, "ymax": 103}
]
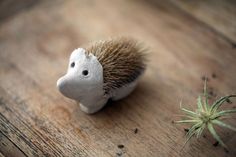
[
  {"xmin": 134, "ymin": 128, "xmax": 138, "ymax": 134},
  {"xmin": 118, "ymin": 144, "xmax": 124, "ymax": 149},
  {"xmin": 211, "ymin": 73, "xmax": 217, "ymax": 79},
  {"xmin": 231, "ymin": 42, "xmax": 236, "ymax": 49},
  {"xmin": 213, "ymin": 141, "xmax": 219, "ymax": 147},
  {"xmin": 116, "ymin": 152, "xmax": 122, "ymax": 156},
  {"xmin": 209, "ymin": 90, "xmax": 214, "ymax": 96},
  {"xmin": 226, "ymin": 98, "xmax": 232, "ymax": 104},
  {"xmin": 224, "ymin": 148, "xmax": 229, "ymax": 153}
]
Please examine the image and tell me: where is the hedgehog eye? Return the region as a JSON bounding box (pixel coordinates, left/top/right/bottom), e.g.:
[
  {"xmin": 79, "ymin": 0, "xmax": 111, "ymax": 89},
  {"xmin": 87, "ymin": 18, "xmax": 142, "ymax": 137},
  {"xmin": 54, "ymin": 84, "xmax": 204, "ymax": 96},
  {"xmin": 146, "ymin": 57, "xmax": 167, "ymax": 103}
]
[
  {"xmin": 82, "ymin": 70, "xmax": 88, "ymax": 76},
  {"xmin": 70, "ymin": 62, "xmax": 75, "ymax": 68}
]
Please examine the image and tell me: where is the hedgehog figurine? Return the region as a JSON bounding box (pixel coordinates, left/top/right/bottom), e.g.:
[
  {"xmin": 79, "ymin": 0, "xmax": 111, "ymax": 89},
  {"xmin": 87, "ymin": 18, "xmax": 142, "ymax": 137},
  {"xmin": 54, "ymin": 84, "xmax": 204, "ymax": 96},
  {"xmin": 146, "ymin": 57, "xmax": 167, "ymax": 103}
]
[{"xmin": 57, "ymin": 37, "xmax": 146, "ymax": 114}]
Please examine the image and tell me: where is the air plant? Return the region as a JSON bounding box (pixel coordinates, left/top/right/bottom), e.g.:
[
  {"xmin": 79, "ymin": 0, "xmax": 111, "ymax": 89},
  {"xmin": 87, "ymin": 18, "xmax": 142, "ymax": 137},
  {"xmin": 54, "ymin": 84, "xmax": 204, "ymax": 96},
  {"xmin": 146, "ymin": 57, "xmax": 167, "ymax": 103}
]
[{"xmin": 175, "ymin": 80, "xmax": 236, "ymax": 149}]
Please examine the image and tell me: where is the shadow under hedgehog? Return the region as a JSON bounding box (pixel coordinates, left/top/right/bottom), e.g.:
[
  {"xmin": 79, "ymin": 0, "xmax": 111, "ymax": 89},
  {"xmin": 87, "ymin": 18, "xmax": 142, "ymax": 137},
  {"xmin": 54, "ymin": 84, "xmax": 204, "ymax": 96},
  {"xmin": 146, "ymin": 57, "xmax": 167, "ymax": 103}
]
[{"xmin": 57, "ymin": 37, "xmax": 147, "ymax": 114}]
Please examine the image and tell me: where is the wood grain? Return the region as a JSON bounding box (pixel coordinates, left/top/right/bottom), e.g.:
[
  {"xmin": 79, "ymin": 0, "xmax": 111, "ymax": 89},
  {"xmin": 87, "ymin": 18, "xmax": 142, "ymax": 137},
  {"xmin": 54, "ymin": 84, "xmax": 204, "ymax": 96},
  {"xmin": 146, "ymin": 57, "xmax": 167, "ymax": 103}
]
[
  {"xmin": 171, "ymin": 0, "xmax": 236, "ymax": 44},
  {"xmin": 0, "ymin": 0, "xmax": 40, "ymax": 22},
  {"xmin": 0, "ymin": 0, "xmax": 236, "ymax": 156},
  {"xmin": 0, "ymin": 151, "xmax": 5, "ymax": 157}
]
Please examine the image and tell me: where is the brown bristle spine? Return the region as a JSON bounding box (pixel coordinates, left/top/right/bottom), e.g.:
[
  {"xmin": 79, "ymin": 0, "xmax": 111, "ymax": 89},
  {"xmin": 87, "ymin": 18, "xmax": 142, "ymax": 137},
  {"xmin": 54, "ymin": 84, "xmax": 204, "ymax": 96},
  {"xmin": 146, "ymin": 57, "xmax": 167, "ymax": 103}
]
[{"xmin": 85, "ymin": 37, "xmax": 147, "ymax": 94}]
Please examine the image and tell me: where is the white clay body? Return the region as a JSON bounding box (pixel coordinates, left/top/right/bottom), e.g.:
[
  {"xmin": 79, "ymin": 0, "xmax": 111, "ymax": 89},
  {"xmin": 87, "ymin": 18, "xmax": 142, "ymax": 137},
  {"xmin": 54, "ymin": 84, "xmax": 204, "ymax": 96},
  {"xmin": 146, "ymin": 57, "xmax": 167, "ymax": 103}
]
[
  {"xmin": 57, "ymin": 48, "xmax": 138, "ymax": 114},
  {"xmin": 111, "ymin": 80, "xmax": 138, "ymax": 101}
]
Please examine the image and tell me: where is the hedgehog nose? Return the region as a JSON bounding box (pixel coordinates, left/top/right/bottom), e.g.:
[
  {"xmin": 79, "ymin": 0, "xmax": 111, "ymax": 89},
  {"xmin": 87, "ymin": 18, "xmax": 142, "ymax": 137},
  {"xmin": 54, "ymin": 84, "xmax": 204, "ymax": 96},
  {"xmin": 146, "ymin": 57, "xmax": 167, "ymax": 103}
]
[
  {"xmin": 57, "ymin": 75, "xmax": 78, "ymax": 99},
  {"xmin": 57, "ymin": 76, "xmax": 67, "ymax": 94},
  {"xmin": 57, "ymin": 75, "xmax": 73, "ymax": 97}
]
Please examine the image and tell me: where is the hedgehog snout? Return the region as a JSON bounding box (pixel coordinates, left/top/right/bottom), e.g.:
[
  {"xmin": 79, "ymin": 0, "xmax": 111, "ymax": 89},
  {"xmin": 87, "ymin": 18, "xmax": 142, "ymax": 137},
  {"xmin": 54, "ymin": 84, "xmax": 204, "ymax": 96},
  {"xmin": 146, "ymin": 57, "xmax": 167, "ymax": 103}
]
[
  {"xmin": 57, "ymin": 74, "xmax": 79, "ymax": 100},
  {"xmin": 57, "ymin": 76, "xmax": 69, "ymax": 97}
]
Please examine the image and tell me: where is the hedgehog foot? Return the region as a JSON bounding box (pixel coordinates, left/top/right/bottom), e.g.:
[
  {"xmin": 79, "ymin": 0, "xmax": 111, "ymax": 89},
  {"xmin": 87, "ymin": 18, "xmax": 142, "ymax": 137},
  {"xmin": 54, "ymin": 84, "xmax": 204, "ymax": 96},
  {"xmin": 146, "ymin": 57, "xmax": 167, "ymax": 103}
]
[{"xmin": 79, "ymin": 99, "xmax": 108, "ymax": 114}]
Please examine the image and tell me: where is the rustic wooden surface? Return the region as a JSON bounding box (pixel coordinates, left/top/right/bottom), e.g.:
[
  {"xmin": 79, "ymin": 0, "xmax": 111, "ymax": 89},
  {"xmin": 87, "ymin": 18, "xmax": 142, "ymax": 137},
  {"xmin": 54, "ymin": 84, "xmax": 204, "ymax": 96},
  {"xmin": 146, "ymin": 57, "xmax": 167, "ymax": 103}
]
[{"xmin": 0, "ymin": 0, "xmax": 236, "ymax": 156}]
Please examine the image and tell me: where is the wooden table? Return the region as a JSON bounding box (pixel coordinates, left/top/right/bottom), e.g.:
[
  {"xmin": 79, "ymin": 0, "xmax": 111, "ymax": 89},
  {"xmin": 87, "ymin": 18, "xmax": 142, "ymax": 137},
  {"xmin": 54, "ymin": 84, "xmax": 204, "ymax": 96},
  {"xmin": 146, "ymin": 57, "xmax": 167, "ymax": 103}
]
[{"xmin": 0, "ymin": 0, "xmax": 236, "ymax": 156}]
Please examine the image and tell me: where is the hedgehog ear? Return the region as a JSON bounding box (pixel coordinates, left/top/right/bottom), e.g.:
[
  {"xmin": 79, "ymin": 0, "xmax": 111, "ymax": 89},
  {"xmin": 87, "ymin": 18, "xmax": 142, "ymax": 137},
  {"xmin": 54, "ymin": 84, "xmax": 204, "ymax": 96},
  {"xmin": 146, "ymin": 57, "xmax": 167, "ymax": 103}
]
[
  {"xmin": 87, "ymin": 53, "xmax": 97, "ymax": 60},
  {"xmin": 70, "ymin": 48, "xmax": 86, "ymax": 60}
]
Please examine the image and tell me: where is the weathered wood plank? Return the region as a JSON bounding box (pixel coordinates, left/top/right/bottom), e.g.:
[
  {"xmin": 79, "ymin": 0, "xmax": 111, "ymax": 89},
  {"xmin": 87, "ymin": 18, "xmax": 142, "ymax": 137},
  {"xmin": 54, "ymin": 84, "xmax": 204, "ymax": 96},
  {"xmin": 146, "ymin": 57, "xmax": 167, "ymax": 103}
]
[
  {"xmin": 0, "ymin": 151, "xmax": 5, "ymax": 157},
  {"xmin": 0, "ymin": 131, "xmax": 27, "ymax": 157},
  {"xmin": 0, "ymin": 0, "xmax": 235, "ymax": 156},
  {"xmin": 0, "ymin": 0, "xmax": 40, "ymax": 22},
  {"xmin": 170, "ymin": 0, "xmax": 236, "ymax": 44}
]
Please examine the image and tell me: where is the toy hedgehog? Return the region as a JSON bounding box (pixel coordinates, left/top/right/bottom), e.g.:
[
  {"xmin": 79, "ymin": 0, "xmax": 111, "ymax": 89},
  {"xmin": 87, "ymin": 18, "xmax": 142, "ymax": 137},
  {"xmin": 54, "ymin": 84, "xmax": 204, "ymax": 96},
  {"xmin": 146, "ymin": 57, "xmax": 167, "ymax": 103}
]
[{"xmin": 57, "ymin": 37, "xmax": 146, "ymax": 114}]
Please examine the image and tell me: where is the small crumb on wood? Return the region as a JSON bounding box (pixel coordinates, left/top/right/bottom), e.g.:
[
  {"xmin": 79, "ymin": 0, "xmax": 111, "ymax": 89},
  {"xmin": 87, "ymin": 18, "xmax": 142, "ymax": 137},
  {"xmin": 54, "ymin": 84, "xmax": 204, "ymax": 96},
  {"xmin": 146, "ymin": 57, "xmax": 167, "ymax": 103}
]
[
  {"xmin": 226, "ymin": 98, "xmax": 232, "ymax": 104},
  {"xmin": 208, "ymin": 90, "xmax": 216, "ymax": 98},
  {"xmin": 184, "ymin": 128, "xmax": 189, "ymax": 132},
  {"xmin": 231, "ymin": 42, "xmax": 236, "ymax": 49},
  {"xmin": 118, "ymin": 144, "xmax": 124, "ymax": 149},
  {"xmin": 134, "ymin": 128, "xmax": 138, "ymax": 134},
  {"xmin": 213, "ymin": 141, "xmax": 219, "ymax": 147},
  {"xmin": 207, "ymin": 87, "xmax": 217, "ymax": 98},
  {"xmin": 209, "ymin": 90, "xmax": 214, "ymax": 96},
  {"xmin": 224, "ymin": 148, "xmax": 229, "ymax": 153},
  {"xmin": 211, "ymin": 73, "xmax": 217, "ymax": 79},
  {"xmin": 116, "ymin": 152, "xmax": 122, "ymax": 156}
]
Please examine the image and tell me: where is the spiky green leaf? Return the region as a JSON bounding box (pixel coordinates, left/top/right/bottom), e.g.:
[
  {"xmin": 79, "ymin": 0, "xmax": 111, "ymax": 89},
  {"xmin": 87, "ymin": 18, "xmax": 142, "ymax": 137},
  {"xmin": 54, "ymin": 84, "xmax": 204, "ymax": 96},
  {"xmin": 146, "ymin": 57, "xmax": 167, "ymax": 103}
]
[
  {"xmin": 181, "ymin": 108, "xmax": 199, "ymax": 118},
  {"xmin": 175, "ymin": 119, "xmax": 200, "ymax": 123},
  {"xmin": 203, "ymin": 80, "xmax": 210, "ymax": 112},
  {"xmin": 212, "ymin": 120, "xmax": 236, "ymax": 132},
  {"xmin": 212, "ymin": 109, "xmax": 236, "ymax": 119},
  {"xmin": 210, "ymin": 95, "xmax": 236, "ymax": 113},
  {"xmin": 207, "ymin": 123, "xmax": 227, "ymax": 148},
  {"xmin": 197, "ymin": 95, "xmax": 203, "ymax": 111},
  {"xmin": 186, "ymin": 122, "xmax": 202, "ymax": 138},
  {"xmin": 181, "ymin": 122, "xmax": 202, "ymax": 150},
  {"xmin": 176, "ymin": 81, "xmax": 236, "ymax": 149},
  {"xmin": 196, "ymin": 124, "xmax": 205, "ymax": 138}
]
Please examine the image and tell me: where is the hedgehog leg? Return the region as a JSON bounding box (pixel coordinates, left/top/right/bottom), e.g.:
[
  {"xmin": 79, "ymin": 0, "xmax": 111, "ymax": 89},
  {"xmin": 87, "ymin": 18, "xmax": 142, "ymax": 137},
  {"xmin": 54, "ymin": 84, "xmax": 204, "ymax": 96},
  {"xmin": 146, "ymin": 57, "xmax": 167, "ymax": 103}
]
[
  {"xmin": 79, "ymin": 103, "xmax": 104, "ymax": 114},
  {"xmin": 79, "ymin": 96, "xmax": 108, "ymax": 114},
  {"xmin": 112, "ymin": 80, "xmax": 138, "ymax": 101}
]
